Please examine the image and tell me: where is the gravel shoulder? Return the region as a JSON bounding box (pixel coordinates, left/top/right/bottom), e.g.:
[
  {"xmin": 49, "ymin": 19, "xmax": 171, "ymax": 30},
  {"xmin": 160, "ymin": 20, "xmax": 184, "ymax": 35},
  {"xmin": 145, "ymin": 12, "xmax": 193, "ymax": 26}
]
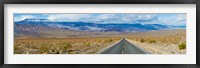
[{"xmin": 126, "ymin": 38, "xmax": 186, "ymax": 54}]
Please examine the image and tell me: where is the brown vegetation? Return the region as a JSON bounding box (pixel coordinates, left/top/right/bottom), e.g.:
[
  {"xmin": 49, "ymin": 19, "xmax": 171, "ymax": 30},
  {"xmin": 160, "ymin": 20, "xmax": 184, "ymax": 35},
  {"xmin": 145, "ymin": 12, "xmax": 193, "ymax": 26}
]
[
  {"xmin": 14, "ymin": 37, "xmax": 120, "ymax": 54},
  {"xmin": 14, "ymin": 29, "xmax": 186, "ymax": 54},
  {"xmin": 126, "ymin": 29, "xmax": 186, "ymax": 54}
]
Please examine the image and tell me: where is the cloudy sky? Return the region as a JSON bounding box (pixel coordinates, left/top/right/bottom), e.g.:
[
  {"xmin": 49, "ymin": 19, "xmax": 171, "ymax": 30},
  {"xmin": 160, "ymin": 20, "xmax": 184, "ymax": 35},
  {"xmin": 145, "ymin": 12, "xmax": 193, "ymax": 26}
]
[{"xmin": 14, "ymin": 13, "xmax": 186, "ymax": 26}]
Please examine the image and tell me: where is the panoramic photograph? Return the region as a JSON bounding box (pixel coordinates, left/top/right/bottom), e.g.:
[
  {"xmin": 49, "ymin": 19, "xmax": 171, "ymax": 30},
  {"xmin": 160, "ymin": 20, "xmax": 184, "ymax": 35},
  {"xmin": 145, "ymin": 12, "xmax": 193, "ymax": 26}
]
[{"xmin": 14, "ymin": 13, "xmax": 186, "ymax": 54}]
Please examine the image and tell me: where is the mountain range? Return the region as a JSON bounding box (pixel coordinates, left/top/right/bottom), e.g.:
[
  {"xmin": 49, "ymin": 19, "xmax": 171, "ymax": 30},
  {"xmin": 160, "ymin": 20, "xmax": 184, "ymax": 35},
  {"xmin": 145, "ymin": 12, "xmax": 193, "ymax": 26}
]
[{"xmin": 14, "ymin": 19, "xmax": 185, "ymax": 38}]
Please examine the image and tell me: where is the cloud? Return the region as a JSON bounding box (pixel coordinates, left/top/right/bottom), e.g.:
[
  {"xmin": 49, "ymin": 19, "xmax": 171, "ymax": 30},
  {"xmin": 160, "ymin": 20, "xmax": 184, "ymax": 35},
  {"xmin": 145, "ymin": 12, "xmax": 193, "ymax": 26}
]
[
  {"xmin": 14, "ymin": 14, "xmax": 186, "ymax": 26},
  {"xmin": 45, "ymin": 14, "xmax": 159, "ymax": 24},
  {"xmin": 80, "ymin": 14, "xmax": 157, "ymax": 24},
  {"xmin": 85, "ymin": 26, "xmax": 104, "ymax": 30},
  {"xmin": 15, "ymin": 14, "xmax": 159, "ymax": 24},
  {"xmin": 47, "ymin": 14, "xmax": 91, "ymax": 22},
  {"xmin": 177, "ymin": 14, "xmax": 186, "ymax": 21},
  {"xmin": 159, "ymin": 14, "xmax": 186, "ymax": 26},
  {"xmin": 14, "ymin": 15, "xmax": 37, "ymax": 22}
]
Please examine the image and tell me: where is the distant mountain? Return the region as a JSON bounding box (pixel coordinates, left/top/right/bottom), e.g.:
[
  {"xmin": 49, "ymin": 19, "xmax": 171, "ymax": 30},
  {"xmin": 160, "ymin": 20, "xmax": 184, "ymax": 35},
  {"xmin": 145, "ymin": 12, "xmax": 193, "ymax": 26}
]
[
  {"xmin": 15, "ymin": 19, "xmax": 172, "ymax": 31},
  {"xmin": 14, "ymin": 18, "xmax": 185, "ymax": 38},
  {"xmin": 168, "ymin": 25, "xmax": 186, "ymax": 29}
]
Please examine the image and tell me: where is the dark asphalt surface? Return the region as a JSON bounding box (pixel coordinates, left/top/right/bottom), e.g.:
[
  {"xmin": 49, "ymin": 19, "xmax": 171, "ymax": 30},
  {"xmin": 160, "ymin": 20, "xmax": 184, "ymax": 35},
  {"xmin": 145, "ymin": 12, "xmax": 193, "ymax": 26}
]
[{"xmin": 101, "ymin": 38, "xmax": 148, "ymax": 54}]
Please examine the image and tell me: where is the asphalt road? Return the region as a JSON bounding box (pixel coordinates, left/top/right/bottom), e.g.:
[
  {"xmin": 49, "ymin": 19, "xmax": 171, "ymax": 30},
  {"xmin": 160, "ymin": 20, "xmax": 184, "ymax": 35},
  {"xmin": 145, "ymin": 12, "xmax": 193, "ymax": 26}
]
[{"xmin": 100, "ymin": 38, "xmax": 148, "ymax": 54}]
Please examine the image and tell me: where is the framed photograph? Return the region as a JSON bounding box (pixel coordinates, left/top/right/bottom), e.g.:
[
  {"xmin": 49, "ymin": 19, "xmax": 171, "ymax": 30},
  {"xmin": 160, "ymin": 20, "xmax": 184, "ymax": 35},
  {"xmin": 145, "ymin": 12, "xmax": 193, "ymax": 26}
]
[{"xmin": 1, "ymin": 0, "xmax": 198, "ymax": 68}]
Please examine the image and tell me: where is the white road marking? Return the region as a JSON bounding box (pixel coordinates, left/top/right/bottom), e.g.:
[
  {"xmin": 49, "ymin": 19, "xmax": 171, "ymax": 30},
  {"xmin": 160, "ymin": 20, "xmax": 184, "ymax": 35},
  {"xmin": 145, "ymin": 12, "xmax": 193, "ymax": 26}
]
[
  {"xmin": 125, "ymin": 38, "xmax": 150, "ymax": 54},
  {"xmin": 95, "ymin": 38, "xmax": 124, "ymax": 54}
]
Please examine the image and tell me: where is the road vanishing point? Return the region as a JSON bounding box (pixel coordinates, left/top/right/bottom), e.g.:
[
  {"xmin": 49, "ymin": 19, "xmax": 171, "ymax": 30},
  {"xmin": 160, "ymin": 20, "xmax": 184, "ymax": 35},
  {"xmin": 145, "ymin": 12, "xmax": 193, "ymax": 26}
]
[{"xmin": 100, "ymin": 38, "xmax": 149, "ymax": 54}]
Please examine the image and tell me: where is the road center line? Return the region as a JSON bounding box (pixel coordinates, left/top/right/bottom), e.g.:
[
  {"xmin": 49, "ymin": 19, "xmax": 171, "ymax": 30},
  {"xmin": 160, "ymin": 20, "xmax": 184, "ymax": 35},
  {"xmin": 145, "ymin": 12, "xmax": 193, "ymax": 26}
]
[{"xmin": 122, "ymin": 40, "xmax": 125, "ymax": 54}]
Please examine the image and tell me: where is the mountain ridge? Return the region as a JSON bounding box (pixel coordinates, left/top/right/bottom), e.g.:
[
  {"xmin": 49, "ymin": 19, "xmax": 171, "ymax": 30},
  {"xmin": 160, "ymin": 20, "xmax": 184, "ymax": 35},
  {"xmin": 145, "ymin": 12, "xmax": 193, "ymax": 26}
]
[{"xmin": 14, "ymin": 18, "xmax": 185, "ymax": 38}]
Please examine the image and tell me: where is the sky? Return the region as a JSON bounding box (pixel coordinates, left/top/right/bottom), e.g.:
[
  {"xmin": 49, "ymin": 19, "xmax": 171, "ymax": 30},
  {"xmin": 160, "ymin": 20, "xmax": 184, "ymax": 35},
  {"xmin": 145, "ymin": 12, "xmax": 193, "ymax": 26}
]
[{"xmin": 14, "ymin": 13, "xmax": 186, "ymax": 26}]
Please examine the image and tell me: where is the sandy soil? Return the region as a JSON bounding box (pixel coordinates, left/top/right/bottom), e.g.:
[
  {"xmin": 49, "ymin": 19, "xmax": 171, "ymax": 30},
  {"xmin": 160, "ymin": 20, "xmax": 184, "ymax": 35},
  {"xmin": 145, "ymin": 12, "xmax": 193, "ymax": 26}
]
[{"xmin": 126, "ymin": 39, "xmax": 186, "ymax": 54}]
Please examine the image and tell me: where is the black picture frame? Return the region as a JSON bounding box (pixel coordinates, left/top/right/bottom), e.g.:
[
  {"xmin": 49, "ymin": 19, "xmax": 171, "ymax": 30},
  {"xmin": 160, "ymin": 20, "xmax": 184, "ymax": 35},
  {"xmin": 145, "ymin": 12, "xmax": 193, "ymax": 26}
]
[{"xmin": 0, "ymin": 0, "xmax": 198, "ymax": 68}]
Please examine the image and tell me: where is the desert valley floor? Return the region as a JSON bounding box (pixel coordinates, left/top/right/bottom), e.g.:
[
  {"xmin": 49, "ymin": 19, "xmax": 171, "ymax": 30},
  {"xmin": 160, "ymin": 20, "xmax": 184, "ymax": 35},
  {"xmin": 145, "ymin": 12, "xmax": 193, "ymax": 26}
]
[{"xmin": 14, "ymin": 29, "xmax": 186, "ymax": 54}]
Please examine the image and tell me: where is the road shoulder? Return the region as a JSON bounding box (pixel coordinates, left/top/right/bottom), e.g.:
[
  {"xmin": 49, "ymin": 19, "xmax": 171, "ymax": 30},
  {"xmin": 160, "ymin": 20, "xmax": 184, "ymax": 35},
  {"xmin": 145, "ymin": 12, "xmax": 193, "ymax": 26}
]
[{"xmin": 125, "ymin": 38, "xmax": 151, "ymax": 54}]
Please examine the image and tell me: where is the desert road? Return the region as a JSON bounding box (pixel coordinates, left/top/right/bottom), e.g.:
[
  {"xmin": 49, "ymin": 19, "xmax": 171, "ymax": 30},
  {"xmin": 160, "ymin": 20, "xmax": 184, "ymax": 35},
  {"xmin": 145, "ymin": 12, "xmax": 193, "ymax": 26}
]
[{"xmin": 100, "ymin": 38, "xmax": 149, "ymax": 54}]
